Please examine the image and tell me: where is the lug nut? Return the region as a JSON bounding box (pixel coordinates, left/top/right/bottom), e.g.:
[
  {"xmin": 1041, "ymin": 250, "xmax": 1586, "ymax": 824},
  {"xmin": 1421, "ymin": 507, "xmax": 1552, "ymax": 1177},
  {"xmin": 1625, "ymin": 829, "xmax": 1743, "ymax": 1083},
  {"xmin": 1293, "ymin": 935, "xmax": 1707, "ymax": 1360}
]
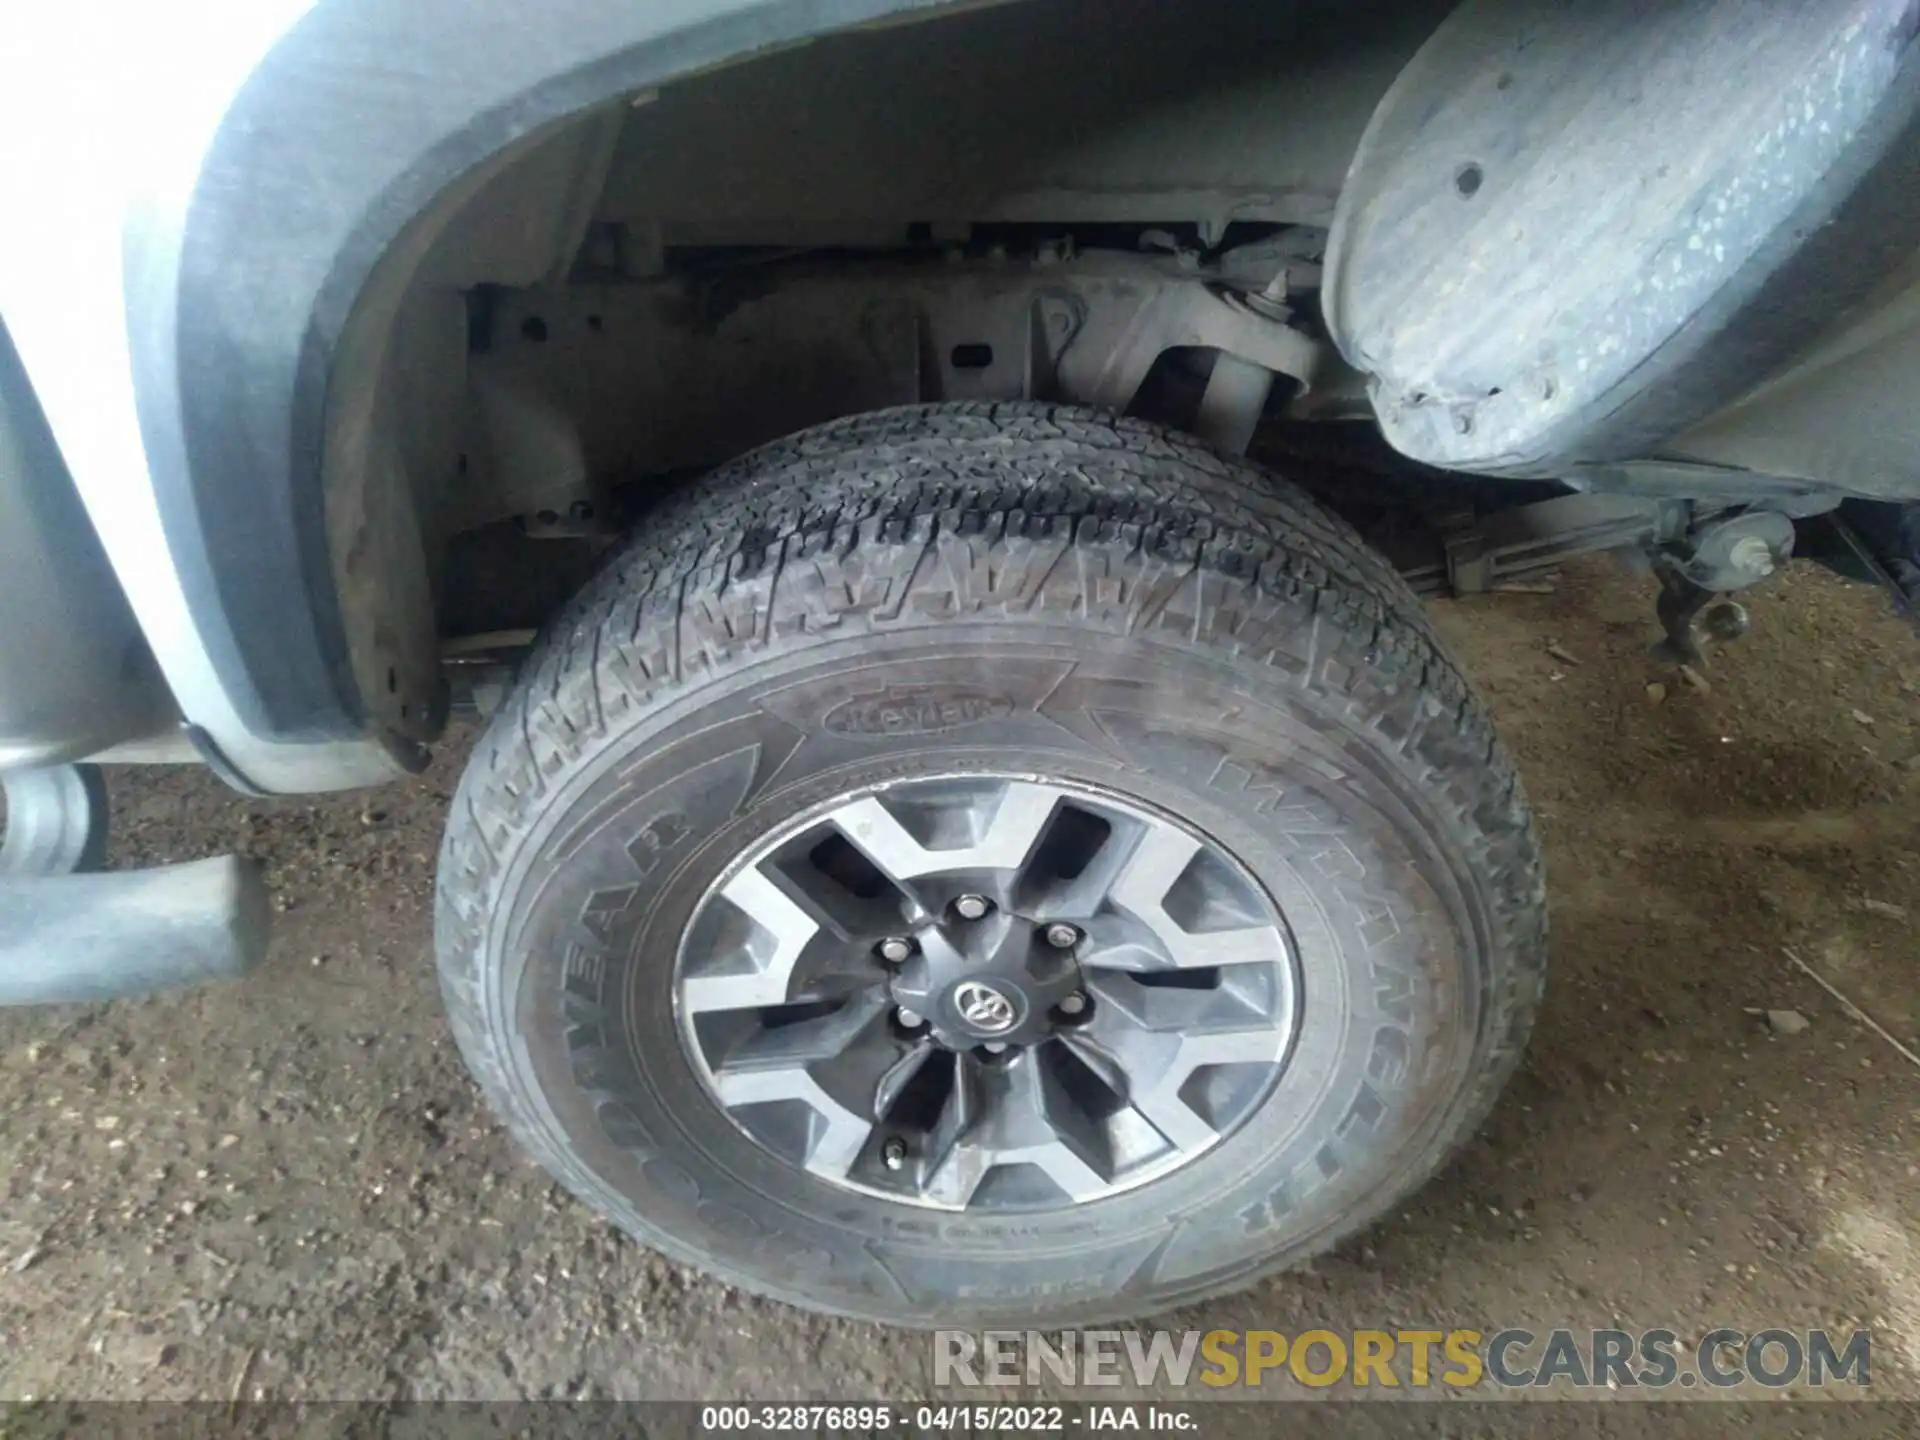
[
  {"xmin": 953, "ymin": 894, "xmax": 993, "ymax": 921},
  {"xmin": 981, "ymin": 1041, "xmax": 1009, "ymax": 1054},
  {"xmin": 882, "ymin": 1136, "xmax": 909, "ymax": 1171},
  {"xmin": 1056, "ymin": 991, "xmax": 1088, "ymax": 1017},
  {"xmin": 895, "ymin": 1006, "xmax": 925, "ymax": 1030},
  {"xmin": 876, "ymin": 936, "xmax": 915, "ymax": 964},
  {"xmin": 1044, "ymin": 922, "xmax": 1081, "ymax": 949}
]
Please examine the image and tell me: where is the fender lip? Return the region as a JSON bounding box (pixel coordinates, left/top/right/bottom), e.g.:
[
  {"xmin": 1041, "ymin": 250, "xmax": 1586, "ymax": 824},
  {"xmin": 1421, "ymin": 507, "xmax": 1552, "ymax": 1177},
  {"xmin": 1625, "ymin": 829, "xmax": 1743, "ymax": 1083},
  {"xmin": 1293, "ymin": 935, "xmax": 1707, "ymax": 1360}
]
[{"xmin": 133, "ymin": 0, "xmax": 955, "ymax": 749}]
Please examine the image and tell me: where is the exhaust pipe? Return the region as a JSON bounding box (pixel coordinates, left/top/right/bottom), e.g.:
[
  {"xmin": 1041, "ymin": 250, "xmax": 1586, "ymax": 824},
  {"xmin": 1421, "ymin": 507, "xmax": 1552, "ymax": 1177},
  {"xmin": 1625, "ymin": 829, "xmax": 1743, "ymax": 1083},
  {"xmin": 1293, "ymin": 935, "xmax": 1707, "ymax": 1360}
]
[{"xmin": 0, "ymin": 856, "xmax": 270, "ymax": 1004}]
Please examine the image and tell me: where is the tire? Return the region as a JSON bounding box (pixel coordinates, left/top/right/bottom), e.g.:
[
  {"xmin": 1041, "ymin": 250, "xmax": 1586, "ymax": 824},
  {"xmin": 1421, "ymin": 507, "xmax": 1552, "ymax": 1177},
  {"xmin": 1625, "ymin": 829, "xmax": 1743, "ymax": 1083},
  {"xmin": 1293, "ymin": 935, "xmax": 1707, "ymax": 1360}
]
[{"xmin": 435, "ymin": 402, "xmax": 1546, "ymax": 1327}]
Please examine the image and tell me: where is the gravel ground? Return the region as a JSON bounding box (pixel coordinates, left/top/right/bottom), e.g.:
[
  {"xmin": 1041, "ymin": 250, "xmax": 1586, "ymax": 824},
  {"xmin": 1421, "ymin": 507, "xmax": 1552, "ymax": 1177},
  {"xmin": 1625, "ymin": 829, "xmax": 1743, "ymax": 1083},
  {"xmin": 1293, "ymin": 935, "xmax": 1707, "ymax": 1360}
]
[{"xmin": 0, "ymin": 555, "xmax": 1916, "ymax": 1421}]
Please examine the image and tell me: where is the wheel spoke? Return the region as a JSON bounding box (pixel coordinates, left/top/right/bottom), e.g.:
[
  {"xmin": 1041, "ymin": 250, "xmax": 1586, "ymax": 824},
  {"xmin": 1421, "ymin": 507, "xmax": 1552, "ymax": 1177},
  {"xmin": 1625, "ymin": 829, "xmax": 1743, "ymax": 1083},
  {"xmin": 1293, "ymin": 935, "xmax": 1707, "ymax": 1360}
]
[
  {"xmin": 920, "ymin": 1052, "xmax": 984, "ymax": 1207},
  {"xmin": 1101, "ymin": 828, "xmax": 1288, "ymax": 969},
  {"xmin": 922, "ymin": 1048, "xmax": 1110, "ymax": 1206},
  {"xmin": 709, "ymin": 1069, "xmax": 875, "ymax": 1180},
  {"xmin": 1080, "ymin": 911, "xmax": 1290, "ymax": 972},
  {"xmin": 999, "ymin": 1047, "xmax": 1111, "ymax": 1201},
  {"xmin": 1152, "ymin": 922, "xmax": 1289, "ymax": 970},
  {"xmin": 827, "ymin": 781, "xmax": 1060, "ymax": 882},
  {"xmin": 1017, "ymin": 806, "xmax": 1136, "ymax": 920},
  {"xmin": 1109, "ymin": 826, "xmax": 1204, "ymax": 918},
  {"xmin": 680, "ymin": 864, "xmax": 821, "ymax": 1014},
  {"xmin": 1067, "ymin": 983, "xmax": 1289, "ymax": 1152},
  {"xmin": 704, "ymin": 990, "xmax": 900, "ymax": 1179},
  {"xmin": 715, "ymin": 989, "xmax": 892, "ymax": 1073},
  {"xmin": 873, "ymin": 1036, "xmax": 946, "ymax": 1119},
  {"xmin": 773, "ymin": 830, "xmax": 923, "ymax": 944}
]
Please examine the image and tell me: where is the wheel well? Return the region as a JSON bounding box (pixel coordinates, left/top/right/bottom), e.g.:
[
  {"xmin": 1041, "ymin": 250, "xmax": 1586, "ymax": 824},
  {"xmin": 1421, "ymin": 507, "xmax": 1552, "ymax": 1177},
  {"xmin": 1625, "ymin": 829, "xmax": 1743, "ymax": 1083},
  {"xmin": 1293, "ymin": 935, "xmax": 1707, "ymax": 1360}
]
[{"xmin": 308, "ymin": 0, "xmax": 1455, "ymax": 737}]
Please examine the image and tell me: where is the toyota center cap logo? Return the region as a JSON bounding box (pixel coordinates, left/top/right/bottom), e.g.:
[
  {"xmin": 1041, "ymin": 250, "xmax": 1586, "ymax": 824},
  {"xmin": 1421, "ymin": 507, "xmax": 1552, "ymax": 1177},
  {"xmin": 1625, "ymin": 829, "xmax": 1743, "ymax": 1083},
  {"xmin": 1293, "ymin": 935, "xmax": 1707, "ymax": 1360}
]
[{"xmin": 952, "ymin": 980, "xmax": 1018, "ymax": 1033}]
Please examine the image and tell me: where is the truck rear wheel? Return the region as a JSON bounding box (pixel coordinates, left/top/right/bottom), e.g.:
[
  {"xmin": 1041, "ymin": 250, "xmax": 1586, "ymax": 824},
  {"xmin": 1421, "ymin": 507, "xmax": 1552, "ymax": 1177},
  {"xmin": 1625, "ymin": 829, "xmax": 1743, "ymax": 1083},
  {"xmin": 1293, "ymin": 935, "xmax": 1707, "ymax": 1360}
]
[{"xmin": 434, "ymin": 403, "xmax": 1546, "ymax": 1326}]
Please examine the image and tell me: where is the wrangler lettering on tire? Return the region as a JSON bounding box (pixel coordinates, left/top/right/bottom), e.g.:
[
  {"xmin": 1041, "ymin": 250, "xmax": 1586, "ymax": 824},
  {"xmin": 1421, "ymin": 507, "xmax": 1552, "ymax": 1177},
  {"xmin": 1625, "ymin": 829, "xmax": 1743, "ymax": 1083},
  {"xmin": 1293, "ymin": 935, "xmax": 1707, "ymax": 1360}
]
[{"xmin": 435, "ymin": 403, "xmax": 1546, "ymax": 1327}]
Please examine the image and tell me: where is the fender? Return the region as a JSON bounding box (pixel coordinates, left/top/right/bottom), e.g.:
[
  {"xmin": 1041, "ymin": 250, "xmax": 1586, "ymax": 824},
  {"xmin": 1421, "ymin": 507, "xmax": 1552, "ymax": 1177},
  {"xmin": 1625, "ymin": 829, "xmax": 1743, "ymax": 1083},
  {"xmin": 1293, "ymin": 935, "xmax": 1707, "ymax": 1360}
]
[{"xmin": 0, "ymin": 0, "xmax": 962, "ymax": 792}]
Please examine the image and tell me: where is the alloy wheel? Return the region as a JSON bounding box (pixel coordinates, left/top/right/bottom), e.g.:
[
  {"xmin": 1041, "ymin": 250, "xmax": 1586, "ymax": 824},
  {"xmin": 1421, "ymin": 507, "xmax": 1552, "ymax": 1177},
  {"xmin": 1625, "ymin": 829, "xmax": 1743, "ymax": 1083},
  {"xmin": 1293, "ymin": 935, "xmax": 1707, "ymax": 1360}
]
[{"xmin": 675, "ymin": 775, "xmax": 1299, "ymax": 1211}]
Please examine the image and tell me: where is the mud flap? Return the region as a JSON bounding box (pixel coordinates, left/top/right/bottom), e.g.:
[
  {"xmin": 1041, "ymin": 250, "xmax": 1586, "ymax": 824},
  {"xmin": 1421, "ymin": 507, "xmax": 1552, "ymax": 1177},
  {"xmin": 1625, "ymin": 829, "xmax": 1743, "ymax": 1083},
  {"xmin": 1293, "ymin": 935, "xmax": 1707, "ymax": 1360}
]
[{"xmin": 1323, "ymin": 0, "xmax": 1920, "ymax": 476}]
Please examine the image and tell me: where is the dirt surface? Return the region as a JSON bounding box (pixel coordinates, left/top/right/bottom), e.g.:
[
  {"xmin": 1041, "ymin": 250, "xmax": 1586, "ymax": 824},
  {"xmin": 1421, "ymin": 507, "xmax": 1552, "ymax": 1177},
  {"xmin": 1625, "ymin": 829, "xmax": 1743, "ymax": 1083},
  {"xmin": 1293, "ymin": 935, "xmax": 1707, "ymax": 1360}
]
[{"xmin": 0, "ymin": 556, "xmax": 1916, "ymax": 1418}]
